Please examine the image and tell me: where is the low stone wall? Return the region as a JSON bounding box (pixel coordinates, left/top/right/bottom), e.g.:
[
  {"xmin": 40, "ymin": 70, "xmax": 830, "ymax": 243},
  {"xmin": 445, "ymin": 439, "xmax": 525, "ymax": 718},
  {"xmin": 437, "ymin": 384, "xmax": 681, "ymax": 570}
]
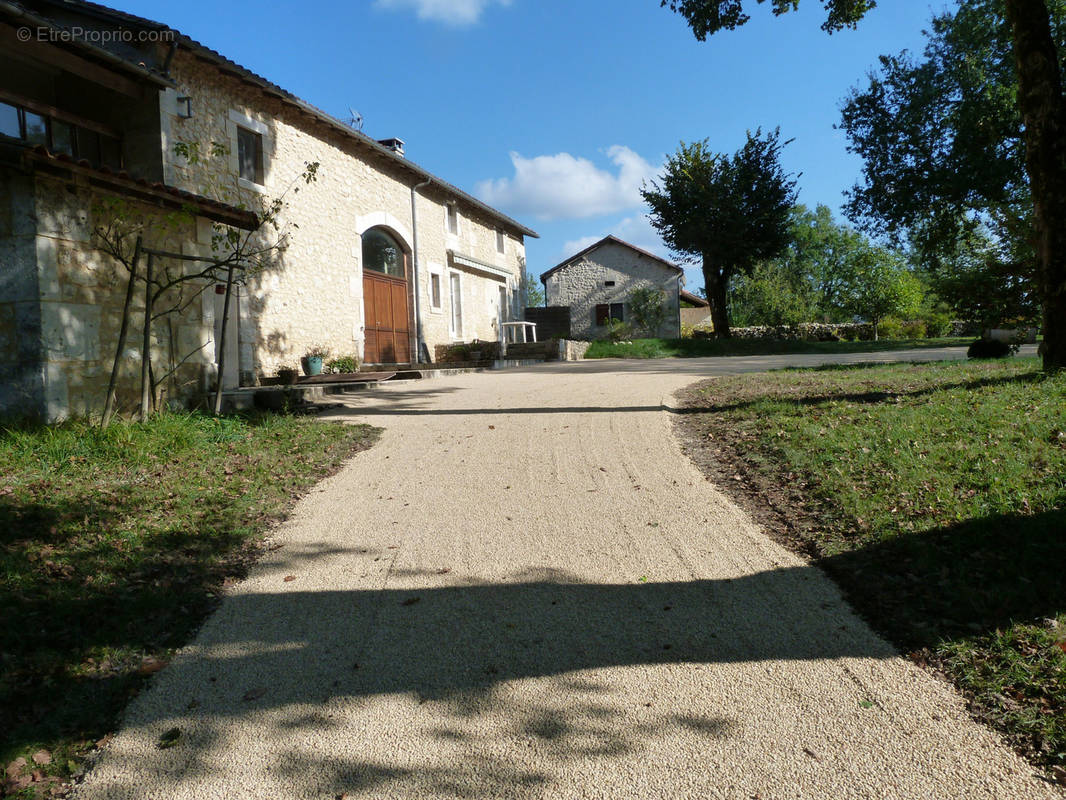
[
  {"xmin": 434, "ymin": 341, "xmax": 501, "ymax": 364},
  {"xmin": 706, "ymin": 322, "xmax": 876, "ymax": 341},
  {"xmin": 558, "ymin": 339, "xmax": 590, "ymax": 361}
]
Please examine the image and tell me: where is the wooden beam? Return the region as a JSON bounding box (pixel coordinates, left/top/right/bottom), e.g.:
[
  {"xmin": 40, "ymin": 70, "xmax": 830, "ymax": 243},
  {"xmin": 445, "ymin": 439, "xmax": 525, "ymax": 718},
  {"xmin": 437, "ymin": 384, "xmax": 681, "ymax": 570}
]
[{"xmin": 0, "ymin": 23, "xmax": 146, "ymax": 99}]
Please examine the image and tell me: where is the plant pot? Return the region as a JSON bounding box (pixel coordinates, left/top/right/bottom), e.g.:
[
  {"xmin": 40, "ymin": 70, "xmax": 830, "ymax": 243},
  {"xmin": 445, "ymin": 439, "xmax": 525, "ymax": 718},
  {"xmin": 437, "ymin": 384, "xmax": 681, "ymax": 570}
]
[
  {"xmin": 303, "ymin": 356, "xmax": 324, "ymax": 376},
  {"xmin": 277, "ymin": 368, "xmax": 298, "ymax": 385}
]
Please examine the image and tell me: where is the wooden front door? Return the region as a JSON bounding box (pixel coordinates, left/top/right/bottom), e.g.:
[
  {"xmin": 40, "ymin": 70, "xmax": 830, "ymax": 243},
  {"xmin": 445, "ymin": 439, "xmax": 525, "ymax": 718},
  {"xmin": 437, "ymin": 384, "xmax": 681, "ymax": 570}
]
[{"xmin": 363, "ymin": 272, "xmax": 411, "ymax": 364}]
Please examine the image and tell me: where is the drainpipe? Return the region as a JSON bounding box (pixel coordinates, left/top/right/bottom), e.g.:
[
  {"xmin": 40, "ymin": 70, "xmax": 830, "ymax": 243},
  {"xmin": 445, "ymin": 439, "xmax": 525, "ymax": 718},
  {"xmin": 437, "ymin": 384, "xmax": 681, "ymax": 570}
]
[{"xmin": 411, "ymin": 178, "xmax": 432, "ymax": 363}]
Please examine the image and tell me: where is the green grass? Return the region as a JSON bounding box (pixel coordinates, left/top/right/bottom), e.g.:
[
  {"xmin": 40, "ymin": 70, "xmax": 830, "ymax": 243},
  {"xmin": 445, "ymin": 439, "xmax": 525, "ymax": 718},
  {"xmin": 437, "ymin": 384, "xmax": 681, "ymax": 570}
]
[
  {"xmin": 0, "ymin": 412, "xmax": 379, "ymax": 795},
  {"xmin": 584, "ymin": 336, "xmax": 973, "ymax": 359},
  {"xmin": 677, "ymin": 357, "xmax": 1066, "ymax": 774}
]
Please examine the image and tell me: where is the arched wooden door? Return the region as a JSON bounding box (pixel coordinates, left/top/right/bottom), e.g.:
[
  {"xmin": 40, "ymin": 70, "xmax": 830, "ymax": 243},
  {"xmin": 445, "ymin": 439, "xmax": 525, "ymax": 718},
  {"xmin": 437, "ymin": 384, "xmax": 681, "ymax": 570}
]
[{"xmin": 362, "ymin": 227, "xmax": 411, "ymax": 364}]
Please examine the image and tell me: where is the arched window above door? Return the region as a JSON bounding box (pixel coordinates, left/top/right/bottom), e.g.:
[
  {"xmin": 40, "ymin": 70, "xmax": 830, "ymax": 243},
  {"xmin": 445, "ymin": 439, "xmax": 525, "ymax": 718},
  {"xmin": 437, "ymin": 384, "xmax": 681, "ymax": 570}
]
[{"xmin": 362, "ymin": 227, "xmax": 406, "ymax": 278}]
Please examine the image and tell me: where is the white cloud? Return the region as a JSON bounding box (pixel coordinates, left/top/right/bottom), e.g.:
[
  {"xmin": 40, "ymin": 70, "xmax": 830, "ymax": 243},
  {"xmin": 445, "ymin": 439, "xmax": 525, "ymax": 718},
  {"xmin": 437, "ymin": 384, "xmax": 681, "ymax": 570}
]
[
  {"xmin": 476, "ymin": 146, "xmax": 661, "ymax": 221},
  {"xmin": 374, "ymin": 0, "xmax": 511, "ymax": 26}
]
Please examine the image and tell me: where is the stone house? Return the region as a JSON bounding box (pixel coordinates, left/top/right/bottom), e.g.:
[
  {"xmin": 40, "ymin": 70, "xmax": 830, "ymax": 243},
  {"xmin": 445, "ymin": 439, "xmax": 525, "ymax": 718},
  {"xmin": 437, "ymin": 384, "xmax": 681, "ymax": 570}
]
[
  {"xmin": 0, "ymin": 0, "xmax": 536, "ymax": 421},
  {"xmin": 541, "ymin": 236, "xmax": 683, "ymax": 340}
]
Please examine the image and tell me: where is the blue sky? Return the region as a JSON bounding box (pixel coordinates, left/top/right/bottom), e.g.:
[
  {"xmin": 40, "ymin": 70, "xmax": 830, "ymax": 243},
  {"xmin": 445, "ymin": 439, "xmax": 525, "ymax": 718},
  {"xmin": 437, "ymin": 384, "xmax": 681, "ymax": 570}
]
[{"xmin": 121, "ymin": 0, "xmax": 950, "ymax": 291}]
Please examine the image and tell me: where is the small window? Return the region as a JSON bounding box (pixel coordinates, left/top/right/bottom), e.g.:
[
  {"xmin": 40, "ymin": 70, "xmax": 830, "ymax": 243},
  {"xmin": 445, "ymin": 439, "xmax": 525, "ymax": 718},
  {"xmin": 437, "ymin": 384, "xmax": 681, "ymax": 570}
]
[
  {"xmin": 237, "ymin": 126, "xmax": 263, "ymax": 184},
  {"xmin": 604, "ymin": 280, "xmax": 615, "ymax": 287},
  {"xmin": 495, "ymin": 229, "xmax": 505, "ymax": 254},
  {"xmin": 23, "ymin": 111, "xmax": 47, "ymax": 146},
  {"xmin": 50, "ymin": 120, "xmax": 74, "ymax": 156},
  {"xmin": 446, "ymin": 203, "xmax": 458, "ymax": 235},
  {"xmin": 430, "ymin": 272, "xmax": 442, "ymax": 310},
  {"xmin": 0, "ymin": 103, "xmax": 19, "ymax": 139},
  {"xmin": 595, "ymin": 303, "xmax": 624, "ymax": 326}
]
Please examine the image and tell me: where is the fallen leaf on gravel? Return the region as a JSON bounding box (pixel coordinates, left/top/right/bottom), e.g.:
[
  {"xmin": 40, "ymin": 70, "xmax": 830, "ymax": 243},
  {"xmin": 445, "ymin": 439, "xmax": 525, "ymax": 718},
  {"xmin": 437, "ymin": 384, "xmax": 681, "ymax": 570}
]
[
  {"xmin": 401, "ymin": 597, "xmax": 421, "ymax": 606},
  {"xmin": 242, "ymin": 687, "xmax": 267, "ymax": 701},
  {"xmin": 32, "ymin": 750, "xmax": 51, "ymax": 765},
  {"xmin": 139, "ymin": 657, "xmax": 166, "ymax": 675},
  {"xmin": 803, "ymin": 747, "xmax": 821, "ymax": 762},
  {"xmin": 436, "ymin": 568, "xmax": 451, "ymax": 574},
  {"xmin": 488, "ymin": 425, "xmax": 495, "ymax": 429},
  {"xmin": 158, "ymin": 728, "xmax": 182, "ymax": 749},
  {"xmin": 283, "ymin": 575, "xmax": 296, "ymax": 582}
]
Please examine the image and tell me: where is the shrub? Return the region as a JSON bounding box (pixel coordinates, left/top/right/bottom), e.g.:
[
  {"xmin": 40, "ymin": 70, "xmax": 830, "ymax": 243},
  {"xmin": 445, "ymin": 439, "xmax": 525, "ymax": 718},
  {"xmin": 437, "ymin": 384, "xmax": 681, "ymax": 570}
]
[
  {"xmin": 680, "ymin": 323, "xmax": 695, "ymax": 339},
  {"xmin": 967, "ymin": 338, "xmax": 1014, "ymax": 359},
  {"xmin": 604, "ymin": 318, "xmax": 634, "ymax": 342},
  {"xmin": 327, "ymin": 354, "xmax": 360, "ymax": 374},
  {"xmin": 628, "ymin": 287, "xmax": 667, "ymax": 336},
  {"xmin": 922, "ymin": 310, "xmax": 953, "ymax": 338},
  {"xmin": 900, "ymin": 319, "xmax": 928, "ymax": 339},
  {"xmin": 878, "ymin": 317, "xmax": 905, "ymax": 339}
]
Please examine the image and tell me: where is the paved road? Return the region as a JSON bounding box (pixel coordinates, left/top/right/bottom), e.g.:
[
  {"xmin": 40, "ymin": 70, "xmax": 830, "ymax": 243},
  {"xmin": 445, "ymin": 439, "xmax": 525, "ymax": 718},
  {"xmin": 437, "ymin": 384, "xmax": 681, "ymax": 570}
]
[{"xmin": 77, "ymin": 348, "xmax": 1054, "ymax": 799}]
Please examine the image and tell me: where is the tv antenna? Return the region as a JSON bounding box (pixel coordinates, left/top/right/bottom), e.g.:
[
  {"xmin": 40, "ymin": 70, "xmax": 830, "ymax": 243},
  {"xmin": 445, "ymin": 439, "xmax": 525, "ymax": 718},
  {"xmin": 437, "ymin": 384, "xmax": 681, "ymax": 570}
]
[{"xmin": 346, "ymin": 107, "xmax": 364, "ymax": 131}]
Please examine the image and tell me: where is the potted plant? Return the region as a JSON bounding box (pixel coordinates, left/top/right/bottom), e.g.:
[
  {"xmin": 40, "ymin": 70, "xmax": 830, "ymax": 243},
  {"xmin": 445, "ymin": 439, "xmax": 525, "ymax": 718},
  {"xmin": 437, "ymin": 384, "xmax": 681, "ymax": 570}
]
[
  {"xmin": 276, "ymin": 365, "xmax": 299, "ymax": 385},
  {"xmin": 302, "ymin": 345, "xmax": 330, "ymax": 376}
]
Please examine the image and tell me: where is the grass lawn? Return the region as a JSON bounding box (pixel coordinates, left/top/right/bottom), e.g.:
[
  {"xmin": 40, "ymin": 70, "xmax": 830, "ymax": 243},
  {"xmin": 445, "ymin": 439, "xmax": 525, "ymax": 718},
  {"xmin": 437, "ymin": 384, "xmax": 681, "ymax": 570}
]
[
  {"xmin": 585, "ymin": 336, "xmax": 973, "ymax": 359},
  {"xmin": 675, "ymin": 357, "xmax": 1066, "ymax": 779},
  {"xmin": 0, "ymin": 412, "xmax": 379, "ymax": 797}
]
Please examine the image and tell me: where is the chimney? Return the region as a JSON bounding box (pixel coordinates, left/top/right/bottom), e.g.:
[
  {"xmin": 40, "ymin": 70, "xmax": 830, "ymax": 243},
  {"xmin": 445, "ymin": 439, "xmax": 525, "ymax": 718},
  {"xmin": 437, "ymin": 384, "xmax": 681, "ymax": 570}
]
[{"xmin": 377, "ymin": 138, "xmax": 405, "ymax": 158}]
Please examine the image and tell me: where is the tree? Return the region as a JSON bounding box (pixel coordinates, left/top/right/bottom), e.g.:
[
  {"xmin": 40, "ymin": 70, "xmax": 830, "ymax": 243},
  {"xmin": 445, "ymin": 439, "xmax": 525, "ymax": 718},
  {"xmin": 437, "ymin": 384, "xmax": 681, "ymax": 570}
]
[
  {"xmin": 916, "ymin": 224, "xmax": 1040, "ymax": 330},
  {"xmin": 662, "ymin": 0, "xmax": 1066, "ymax": 370},
  {"xmin": 841, "ymin": 245, "xmax": 924, "ymax": 340},
  {"xmin": 641, "ymin": 130, "xmax": 797, "ymax": 337},
  {"xmin": 519, "ymin": 258, "xmax": 545, "ymax": 309},
  {"xmin": 93, "ymin": 143, "xmax": 319, "ymax": 423},
  {"xmin": 839, "ymin": 0, "xmax": 1063, "ymax": 328},
  {"xmin": 628, "ymin": 286, "xmax": 668, "ymax": 335}
]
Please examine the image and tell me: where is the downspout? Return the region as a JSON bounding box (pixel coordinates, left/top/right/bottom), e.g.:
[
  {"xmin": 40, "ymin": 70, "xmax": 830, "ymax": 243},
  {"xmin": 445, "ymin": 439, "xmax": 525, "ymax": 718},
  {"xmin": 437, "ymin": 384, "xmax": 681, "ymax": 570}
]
[
  {"xmin": 677, "ymin": 274, "xmax": 683, "ymax": 337},
  {"xmin": 411, "ymin": 178, "xmax": 432, "ymax": 363}
]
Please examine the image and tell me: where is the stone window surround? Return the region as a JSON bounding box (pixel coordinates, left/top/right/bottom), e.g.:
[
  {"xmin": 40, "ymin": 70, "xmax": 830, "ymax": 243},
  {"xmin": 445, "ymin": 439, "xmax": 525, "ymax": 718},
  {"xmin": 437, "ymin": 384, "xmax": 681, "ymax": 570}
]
[
  {"xmin": 226, "ymin": 109, "xmax": 271, "ymax": 194},
  {"xmin": 445, "ymin": 202, "xmax": 460, "ymax": 238},
  {"xmin": 427, "ymin": 262, "xmax": 444, "ymax": 313}
]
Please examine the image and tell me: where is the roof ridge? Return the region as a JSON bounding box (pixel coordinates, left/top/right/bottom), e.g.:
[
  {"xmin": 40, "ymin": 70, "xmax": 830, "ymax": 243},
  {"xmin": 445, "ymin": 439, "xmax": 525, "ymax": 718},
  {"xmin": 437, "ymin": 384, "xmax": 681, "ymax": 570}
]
[{"xmin": 540, "ymin": 234, "xmax": 682, "ymax": 282}]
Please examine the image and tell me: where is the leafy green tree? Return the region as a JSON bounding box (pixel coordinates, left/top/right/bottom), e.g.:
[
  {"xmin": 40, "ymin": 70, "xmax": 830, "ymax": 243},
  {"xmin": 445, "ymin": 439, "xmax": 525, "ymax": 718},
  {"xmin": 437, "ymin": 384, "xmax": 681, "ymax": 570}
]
[
  {"xmin": 519, "ymin": 258, "xmax": 545, "ymax": 309},
  {"xmin": 628, "ymin": 286, "xmax": 668, "ymax": 335},
  {"xmin": 842, "ymin": 246, "xmax": 924, "ymax": 340},
  {"xmin": 840, "ymin": 0, "xmax": 1063, "ymax": 328},
  {"xmin": 641, "ymin": 130, "xmax": 797, "ymax": 337},
  {"xmin": 917, "ymin": 225, "xmax": 1040, "ymax": 330},
  {"xmin": 661, "ymin": 0, "xmax": 1066, "ymax": 369},
  {"xmin": 728, "ymin": 260, "xmax": 814, "ymax": 328}
]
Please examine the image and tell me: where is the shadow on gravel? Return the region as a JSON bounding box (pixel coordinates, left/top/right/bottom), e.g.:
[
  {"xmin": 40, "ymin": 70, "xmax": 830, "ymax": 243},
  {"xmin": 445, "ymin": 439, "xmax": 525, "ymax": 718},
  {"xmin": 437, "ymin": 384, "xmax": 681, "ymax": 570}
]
[{"xmin": 83, "ymin": 563, "xmax": 885, "ymax": 795}]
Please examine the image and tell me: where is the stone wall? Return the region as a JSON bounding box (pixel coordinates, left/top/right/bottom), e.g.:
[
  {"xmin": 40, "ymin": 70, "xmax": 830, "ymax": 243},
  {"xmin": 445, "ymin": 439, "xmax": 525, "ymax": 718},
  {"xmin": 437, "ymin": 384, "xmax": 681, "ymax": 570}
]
[
  {"xmin": 161, "ymin": 52, "xmax": 526, "ymax": 374},
  {"xmin": 544, "ymin": 241, "xmax": 680, "ymax": 339},
  {"xmin": 12, "ymin": 172, "xmax": 212, "ymax": 420},
  {"xmin": 0, "ymin": 170, "xmax": 43, "ymax": 417}
]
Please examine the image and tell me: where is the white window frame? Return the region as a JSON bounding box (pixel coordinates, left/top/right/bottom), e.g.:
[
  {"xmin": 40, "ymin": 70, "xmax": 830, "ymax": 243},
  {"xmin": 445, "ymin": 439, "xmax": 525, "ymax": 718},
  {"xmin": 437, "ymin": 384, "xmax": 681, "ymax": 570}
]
[
  {"xmin": 428, "ymin": 264, "xmax": 443, "ymax": 313},
  {"xmin": 227, "ymin": 110, "xmax": 270, "ymax": 193},
  {"xmin": 448, "ymin": 269, "xmax": 463, "ymax": 340}
]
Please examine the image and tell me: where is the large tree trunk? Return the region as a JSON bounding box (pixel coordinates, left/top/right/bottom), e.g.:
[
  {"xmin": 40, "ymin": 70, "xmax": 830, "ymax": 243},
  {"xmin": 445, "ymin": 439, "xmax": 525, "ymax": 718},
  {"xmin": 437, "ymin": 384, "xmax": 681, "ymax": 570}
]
[
  {"xmin": 703, "ymin": 261, "xmax": 731, "ymax": 338},
  {"xmin": 1004, "ymin": 0, "xmax": 1066, "ymax": 370}
]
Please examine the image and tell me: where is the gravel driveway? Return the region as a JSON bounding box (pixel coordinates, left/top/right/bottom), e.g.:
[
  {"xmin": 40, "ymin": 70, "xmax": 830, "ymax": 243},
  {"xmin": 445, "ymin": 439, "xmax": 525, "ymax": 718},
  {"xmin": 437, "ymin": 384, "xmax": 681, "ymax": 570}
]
[{"xmin": 76, "ymin": 348, "xmax": 1055, "ymax": 799}]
